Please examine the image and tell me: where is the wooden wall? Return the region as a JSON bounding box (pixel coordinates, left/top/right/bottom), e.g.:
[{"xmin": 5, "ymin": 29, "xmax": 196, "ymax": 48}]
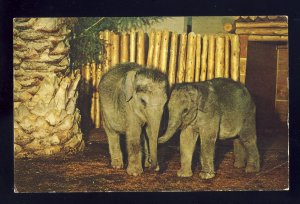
[
  {"xmin": 275, "ymin": 45, "xmax": 288, "ymax": 123},
  {"xmin": 245, "ymin": 41, "xmax": 288, "ymax": 128},
  {"xmin": 246, "ymin": 42, "xmax": 278, "ymax": 128}
]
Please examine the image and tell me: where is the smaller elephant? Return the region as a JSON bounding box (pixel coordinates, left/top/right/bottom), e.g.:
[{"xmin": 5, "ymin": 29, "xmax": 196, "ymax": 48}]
[{"xmin": 158, "ymin": 78, "xmax": 260, "ymax": 179}]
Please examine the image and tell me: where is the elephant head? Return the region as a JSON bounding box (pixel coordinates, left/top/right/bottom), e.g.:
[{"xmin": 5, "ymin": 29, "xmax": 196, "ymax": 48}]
[
  {"xmin": 158, "ymin": 83, "xmax": 212, "ymax": 144},
  {"xmin": 124, "ymin": 68, "xmax": 168, "ymax": 168}
]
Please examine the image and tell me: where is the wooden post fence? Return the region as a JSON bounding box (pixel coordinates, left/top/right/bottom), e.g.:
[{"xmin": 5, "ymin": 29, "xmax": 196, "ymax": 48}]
[{"xmin": 82, "ymin": 30, "xmax": 241, "ymax": 129}]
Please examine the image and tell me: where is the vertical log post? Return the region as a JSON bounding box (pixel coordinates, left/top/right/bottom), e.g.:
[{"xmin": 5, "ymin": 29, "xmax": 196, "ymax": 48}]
[
  {"xmin": 137, "ymin": 30, "xmax": 145, "ymax": 66},
  {"xmin": 207, "ymin": 35, "xmax": 215, "ymax": 80},
  {"xmin": 200, "ymin": 34, "xmax": 208, "ymax": 81},
  {"xmin": 153, "ymin": 31, "xmax": 162, "ymax": 68},
  {"xmin": 120, "ymin": 32, "xmax": 129, "ymax": 63},
  {"xmin": 159, "ymin": 30, "xmax": 169, "ymax": 73},
  {"xmin": 84, "ymin": 63, "xmax": 91, "ymax": 128},
  {"xmin": 168, "ymin": 32, "xmax": 178, "ymax": 86},
  {"xmin": 194, "ymin": 34, "xmax": 201, "ymax": 82},
  {"xmin": 94, "ymin": 64, "xmax": 102, "ymax": 128},
  {"xmin": 230, "ymin": 34, "xmax": 240, "ymax": 82},
  {"xmin": 215, "ymin": 35, "xmax": 225, "ymax": 78},
  {"xmin": 146, "ymin": 30, "xmax": 155, "ymax": 67},
  {"xmin": 99, "ymin": 31, "xmax": 104, "ymax": 64},
  {"xmin": 90, "ymin": 62, "xmax": 97, "ymax": 125},
  {"xmin": 239, "ymin": 35, "xmax": 249, "ymax": 84},
  {"xmin": 224, "ymin": 35, "xmax": 230, "ymax": 78},
  {"xmin": 176, "ymin": 33, "xmax": 187, "ymax": 83},
  {"xmin": 94, "ymin": 92, "xmax": 100, "ymax": 128},
  {"xmin": 103, "ymin": 30, "xmax": 111, "ymax": 73},
  {"xmin": 185, "ymin": 32, "xmax": 196, "ymax": 82},
  {"xmin": 130, "ymin": 29, "xmax": 136, "ymax": 63},
  {"xmin": 111, "ymin": 32, "xmax": 120, "ymax": 67},
  {"xmin": 84, "ymin": 63, "xmax": 91, "ymax": 91}
]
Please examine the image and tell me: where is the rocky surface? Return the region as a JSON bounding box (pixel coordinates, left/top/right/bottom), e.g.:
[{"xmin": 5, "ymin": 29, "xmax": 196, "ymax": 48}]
[{"xmin": 13, "ymin": 18, "xmax": 84, "ymax": 158}]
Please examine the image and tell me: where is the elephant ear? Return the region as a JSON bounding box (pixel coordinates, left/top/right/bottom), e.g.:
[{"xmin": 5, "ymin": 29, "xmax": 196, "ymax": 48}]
[
  {"xmin": 124, "ymin": 70, "xmax": 137, "ymax": 102},
  {"xmin": 197, "ymin": 85, "xmax": 211, "ymax": 113}
]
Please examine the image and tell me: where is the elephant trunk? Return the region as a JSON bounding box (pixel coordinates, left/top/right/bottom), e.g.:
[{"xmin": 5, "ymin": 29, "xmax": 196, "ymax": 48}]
[
  {"xmin": 158, "ymin": 116, "xmax": 181, "ymax": 144},
  {"xmin": 148, "ymin": 120, "xmax": 160, "ymax": 169}
]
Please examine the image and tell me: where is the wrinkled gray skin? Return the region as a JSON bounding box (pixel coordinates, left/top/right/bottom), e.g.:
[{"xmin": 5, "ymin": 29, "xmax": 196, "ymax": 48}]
[
  {"xmin": 159, "ymin": 78, "xmax": 260, "ymax": 179},
  {"xmin": 99, "ymin": 63, "xmax": 168, "ymax": 176}
]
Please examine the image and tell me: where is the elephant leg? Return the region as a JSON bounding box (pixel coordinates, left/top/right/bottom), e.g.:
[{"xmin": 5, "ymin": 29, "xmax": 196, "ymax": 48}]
[
  {"xmin": 145, "ymin": 126, "xmax": 160, "ymax": 171},
  {"xmin": 177, "ymin": 126, "xmax": 198, "ymax": 177},
  {"xmin": 233, "ymin": 138, "xmax": 246, "ymax": 168},
  {"xmin": 143, "ymin": 130, "xmax": 151, "ymax": 168},
  {"xmin": 126, "ymin": 126, "xmax": 143, "ymax": 176},
  {"xmin": 239, "ymin": 114, "xmax": 260, "ymax": 173},
  {"xmin": 199, "ymin": 125, "xmax": 218, "ymax": 179},
  {"xmin": 103, "ymin": 124, "xmax": 123, "ymax": 169}
]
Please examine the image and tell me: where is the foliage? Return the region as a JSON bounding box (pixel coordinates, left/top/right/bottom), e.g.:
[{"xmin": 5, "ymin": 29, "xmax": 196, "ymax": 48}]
[{"xmin": 69, "ymin": 17, "xmax": 165, "ymax": 69}]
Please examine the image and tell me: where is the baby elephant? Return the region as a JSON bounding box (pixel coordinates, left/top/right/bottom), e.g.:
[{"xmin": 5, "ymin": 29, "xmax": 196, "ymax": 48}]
[
  {"xmin": 159, "ymin": 78, "xmax": 260, "ymax": 179},
  {"xmin": 99, "ymin": 63, "xmax": 168, "ymax": 176}
]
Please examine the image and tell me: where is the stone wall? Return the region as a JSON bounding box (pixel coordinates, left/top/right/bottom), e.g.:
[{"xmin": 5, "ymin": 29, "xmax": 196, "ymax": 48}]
[{"xmin": 13, "ymin": 18, "xmax": 84, "ymax": 158}]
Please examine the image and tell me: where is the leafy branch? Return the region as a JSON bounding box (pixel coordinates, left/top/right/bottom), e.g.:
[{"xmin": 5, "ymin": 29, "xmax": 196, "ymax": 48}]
[{"xmin": 69, "ymin": 17, "xmax": 165, "ymax": 69}]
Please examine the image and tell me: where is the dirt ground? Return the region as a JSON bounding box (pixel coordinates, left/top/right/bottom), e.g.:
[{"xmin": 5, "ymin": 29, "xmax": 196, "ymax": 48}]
[{"xmin": 14, "ymin": 127, "xmax": 288, "ymax": 192}]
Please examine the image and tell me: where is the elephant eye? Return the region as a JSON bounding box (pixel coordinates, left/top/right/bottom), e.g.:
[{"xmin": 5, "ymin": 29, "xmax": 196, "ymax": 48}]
[
  {"xmin": 140, "ymin": 98, "xmax": 147, "ymax": 106},
  {"xmin": 183, "ymin": 108, "xmax": 188, "ymax": 114}
]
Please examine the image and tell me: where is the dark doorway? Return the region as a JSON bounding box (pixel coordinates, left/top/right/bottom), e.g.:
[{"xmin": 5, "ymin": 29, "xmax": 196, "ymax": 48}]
[{"xmin": 246, "ymin": 41, "xmax": 278, "ymax": 129}]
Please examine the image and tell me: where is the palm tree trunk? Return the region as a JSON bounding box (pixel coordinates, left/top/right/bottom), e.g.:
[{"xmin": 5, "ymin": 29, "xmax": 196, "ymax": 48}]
[{"xmin": 13, "ymin": 18, "xmax": 84, "ymax": 158}]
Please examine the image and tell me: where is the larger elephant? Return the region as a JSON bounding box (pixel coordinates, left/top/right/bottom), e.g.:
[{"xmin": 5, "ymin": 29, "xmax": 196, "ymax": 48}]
[
  {"xmin": 99, "ymin": 63, "xmax": 168, "ymax": 176},
  {"xmin": 158, "ymin": 78, "xmax": 260, "ymax": 179}
]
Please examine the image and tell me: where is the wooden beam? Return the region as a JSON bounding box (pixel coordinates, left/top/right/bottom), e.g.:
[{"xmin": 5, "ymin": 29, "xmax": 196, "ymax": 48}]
[
  {"xmin": 146, "ymin": 30, "xmax": 155, "ymax": 67},
  {"xmin": 267, "ymin": 16, "xmax": 280, "ymax": 20},
  {"xmin": 223, "ymin": 23, "xmax": 235, "ymax": 33},
  {"xmin": 120, "ymin": 32, "xmax": 129, "ymax": 63},
  {"xmin": 248, "ymin": 35, "xmax": 288, "ymax": 41},
  {"xmin": 194, "ymin": 34, "xmax": 201, "ymax": 82},
  {"xmin": 159, "ymin": 30, "xmax": 169, "ymax": 73},
  {"xmin": 176, "ymin": 33, "xmax": 187, "ymax": 83},
  {"xmin": 215, "ymin": 35, "xmax": 225, "ymax": 78},
  {"xmin": 236, "ymin": 28, "xmax": 288, "ymax": 35},
  {"xmin": 235, "ymin": 21, "xmax": 288, "ymax": 28},
  {"xmin": 130, "ymin": 29, "xmax": 136, "ymax": 62},
  {"xmin": 185, "ymin": 32, "xmax": 196, "ymax": 82},
  {"xmin": 248, "ymin": 16, "xmax": 258, "ymax": 21},
  {"xmin": 224, "ymin": 35, "xmax": 230, "ymax": 78},
  {"xmin": 153, "ymin": 31, "xmax": 162, "ymax": 68},
  {"xmin": 137, "ymin": 30, "xmax": 145, "ymax": 66},
  {"xmin": 168, "ymin": 32, "xmax": 178, "ymax": 86},
  {"xmin": 230, "ymin": 35, "xmax": 240, "ymax": 82},
  {"xmin": 111, "ymin": 32, "xmax": 119, "ymax": 67},
  {"xmin": 207, "ymin": 35, "xmax": 215, "ymax": 80},
  {"xmin": 103, "ymin": 30, "xmax": 111, "ymax": 73},
  {"xmin": 200, "ymin": 34, "xmax": 208, "ymax": 81},
  {"xmin": 239, "ymin": 35, "xmax": 249, "ymax": 58}
]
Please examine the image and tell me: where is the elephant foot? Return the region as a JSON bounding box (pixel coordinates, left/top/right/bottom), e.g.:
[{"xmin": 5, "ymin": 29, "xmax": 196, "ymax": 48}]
[
  {"xmin": 245, "ymin": 163, "xmax": 260, "ymax": 173},
  {"xmin": 199, "ymin": 171, "xmax": 215, "ymax": 179},
  {"xmin": 150, "ymin": 162, "xmax": 160, "ymax": 172},
  {"xmin": 177, "ymin": 168, "xmax": 193, "ymax": 177},
  {"xmin": 234, "ymin": 160, "xmax": 246, "ymax": 168},
  {"xmin": 145, "ymin": 159, "xmax": 160, "ymax": 171},
  {"xmin": 111, "ymin": 159, "xmax": 124, "ymax": 169},
  {"xmin": 144, "ymin": 159, "xmax": 151, "ymax": 168},
  {"xmin": 126, "ymin": 165, "xmax": 143, "ymax": 176}
]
